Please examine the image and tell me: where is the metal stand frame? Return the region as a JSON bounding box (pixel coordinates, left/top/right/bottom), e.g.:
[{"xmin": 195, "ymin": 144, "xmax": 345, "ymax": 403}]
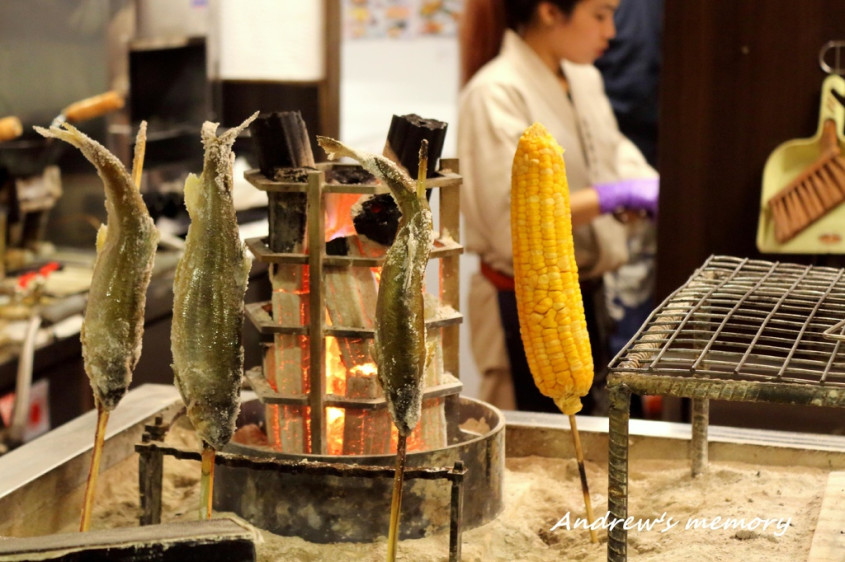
[
  {"xmin": 136, "ymin": 418, "xmax": 467, "ymax": 562},
  {"xmin": 605, "ymin": 255, "xmax": 845, "ymax": 561}
]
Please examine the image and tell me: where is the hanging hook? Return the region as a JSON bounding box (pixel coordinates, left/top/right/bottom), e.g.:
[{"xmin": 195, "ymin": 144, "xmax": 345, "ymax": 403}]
[{"xmin": 819, "ymin": 40, "xmax": 845, "ymax": 75}]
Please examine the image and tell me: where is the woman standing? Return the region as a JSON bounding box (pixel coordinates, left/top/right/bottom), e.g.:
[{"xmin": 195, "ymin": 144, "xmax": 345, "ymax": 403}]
[{"xmin": 458, "ymin": 0, "xmax": 658, "ymax": 414}]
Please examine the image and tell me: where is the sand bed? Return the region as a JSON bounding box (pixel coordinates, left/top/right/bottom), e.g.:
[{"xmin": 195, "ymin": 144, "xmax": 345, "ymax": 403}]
[{"xmin": 66, "ymin": 420, "xmax": 828, "ymax": 561}]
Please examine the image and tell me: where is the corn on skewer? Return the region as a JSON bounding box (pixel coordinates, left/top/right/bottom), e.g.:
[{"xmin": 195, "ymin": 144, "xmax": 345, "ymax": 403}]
[{"xmin": 510, "ymin": 122, "xmax": 597, "ymax": 542}]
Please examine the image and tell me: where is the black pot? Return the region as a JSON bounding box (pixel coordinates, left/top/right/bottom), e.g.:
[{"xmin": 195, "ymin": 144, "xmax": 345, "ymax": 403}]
[{"xmin": 0, "ymin": 132, "xmax": 65, "ymax": 178}]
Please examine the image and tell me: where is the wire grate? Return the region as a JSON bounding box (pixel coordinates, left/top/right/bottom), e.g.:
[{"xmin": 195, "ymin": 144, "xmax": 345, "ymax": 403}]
[{"xmin": 609, "ymin": 255, "xmax": 845, "ymax": 388}]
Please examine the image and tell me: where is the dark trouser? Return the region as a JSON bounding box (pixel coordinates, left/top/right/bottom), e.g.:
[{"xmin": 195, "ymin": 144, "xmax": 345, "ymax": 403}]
[{"xmin": 496, "ymin": 279, "xmax": 612, "ymax": 415}]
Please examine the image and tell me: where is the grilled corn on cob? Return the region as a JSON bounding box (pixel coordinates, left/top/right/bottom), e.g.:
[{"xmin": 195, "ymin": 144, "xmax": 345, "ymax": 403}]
[{"xmin": 511, "ymin": 122, "xmax": 593, "ymax": 415}]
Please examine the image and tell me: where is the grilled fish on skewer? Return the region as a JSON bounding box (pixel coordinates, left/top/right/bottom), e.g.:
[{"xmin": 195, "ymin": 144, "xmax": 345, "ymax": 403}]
[
  {"xmin": 35, "ymin": 121, "xmax": 158, "ymax": 531},
  {"xmin": 172, "ymin": 114, "xmax": 256, "ymax": 483},
  {"xmin": 318, "ymin": 136, "xmax": 433, "ymax": 561},
  {"xmin": 35, "ymin": 123, "xmax": 158, "ymax": 409},
  {"xmin": 172, "ymin": 115, "xmax": 256, "ymax": 448},
  {"xmin": 317, "ymin": 135, "xmax": 434, "ymax": 435}
]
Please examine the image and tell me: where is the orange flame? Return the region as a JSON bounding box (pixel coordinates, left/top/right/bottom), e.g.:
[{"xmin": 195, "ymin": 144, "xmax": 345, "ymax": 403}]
[
  {"xmin": 325, "ymin": 336, "xmax": 347, "ymax": 455},
  {"xmin": 266, "ymin": 198, "xmax": 436, "ymax": 455}
]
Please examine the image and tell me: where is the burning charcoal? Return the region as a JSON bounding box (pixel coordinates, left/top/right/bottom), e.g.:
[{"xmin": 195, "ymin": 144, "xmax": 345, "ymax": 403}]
[
  {"xmin": 384, "ymin": 113, "xmax": 447, "ymax": 179},
  {"xmin": 248, "ymin": 111, "xmax": 315, "ymax": 176},
  {"xmin": 325, "ymin": 166, "xmax": 376, "ymax": 184},
  {"xmin": 268, "ymin": 192, "xmax": 308, "ymax": 253},
  {"xmin": 232, "ymin": 423, "xmax": 269, "ymax": 447},
  {"xmin": 341, "ymin": 114, "xmax": 447, "ymax": 250},
  {"xmin": 250, "ymin": 111, "xmax": 315, "ymax": 253},
  {"xmin": 272, "ymin": 167, "xmax": 311, "ymax": 183},
  {"xmin": 325, "ymin": 236, "xmax": 349, "ymax": 256},
  {"xmin": 352, "ymin": 193, "xmax": 403, "ymax": 246}
]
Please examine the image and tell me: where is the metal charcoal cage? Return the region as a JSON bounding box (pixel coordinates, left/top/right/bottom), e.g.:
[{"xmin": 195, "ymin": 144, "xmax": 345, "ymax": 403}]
[
  {"xmin": 242, "ymin": 160, "xmax": 465, "ymax": 455},
  {"xmin": 605, "ymin": 254, "xmax": 845, "ymax": 561}
]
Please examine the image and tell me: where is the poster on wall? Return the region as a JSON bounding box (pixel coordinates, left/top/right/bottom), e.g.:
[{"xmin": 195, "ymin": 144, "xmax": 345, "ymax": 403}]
[{"xmin": 345, "ymin": 0, "xmax": 463, "ymax": 39}]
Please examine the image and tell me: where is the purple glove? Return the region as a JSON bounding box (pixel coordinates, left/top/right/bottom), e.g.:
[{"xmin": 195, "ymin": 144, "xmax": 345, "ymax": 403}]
[{"xmin": 594, "ymin": 177, "xmax": 659, "ymax": 218}]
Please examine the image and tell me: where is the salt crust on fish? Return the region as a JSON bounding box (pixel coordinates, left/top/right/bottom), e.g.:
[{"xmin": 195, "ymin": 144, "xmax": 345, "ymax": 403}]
[
  {"xmin": 171, "ymin": 113, "xmax": 257, "ymax": 449},
  {"xmin": 35, "ymin": 122, "xmax": 159, "ymax": 410}
]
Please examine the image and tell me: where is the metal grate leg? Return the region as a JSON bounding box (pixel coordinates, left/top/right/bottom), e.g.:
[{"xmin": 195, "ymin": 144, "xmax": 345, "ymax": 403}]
[
  {"xmin": 607, "ymin": 384, "xmax": 631, "ymax": 561},
  {"xmin": 690, "ymin": 397, "xmax": 709, "ymax": 477},
  {"xmin": 449, "ymin": 461, "xmax": 465, "ymax": 562},
  {"xmin": 138, "ymin": 420, "xmax": 166, "ymax": 526}
]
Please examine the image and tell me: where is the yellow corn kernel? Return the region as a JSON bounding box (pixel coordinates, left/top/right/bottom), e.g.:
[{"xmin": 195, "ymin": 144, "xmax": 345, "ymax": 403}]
[{"xmin": 510, "ymin": 122, "xmax": 593, "ymax": 415}]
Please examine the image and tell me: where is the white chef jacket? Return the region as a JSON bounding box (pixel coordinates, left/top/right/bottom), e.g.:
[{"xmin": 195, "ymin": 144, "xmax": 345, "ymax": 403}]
[{"xmin": 458, "ymin": 29, "xmax": 656, "ymax": 394}]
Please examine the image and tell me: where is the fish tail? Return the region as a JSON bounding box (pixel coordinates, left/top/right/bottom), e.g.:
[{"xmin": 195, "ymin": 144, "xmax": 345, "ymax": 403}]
[
  {"xmin": 219, "ymin": 111, "xmax": 259, "ymax": 145},
  {"xmin": 199, "ymin": 112, "xmax": 259, "ymax": 191},
  {"xmin": 36, "ymin": 123, "xmax": 136, "ymax": 206},
  {"xmin": 34, "ymin": 123, "xmax": 87, "ymax": 151},
  {"xmin": 316, "ymin": 135, "xmax": 418, "ymax": 212},
  {"xmin": 317, "ymin": 135, "xmax": 359, "ymax": 162},
  {"xmin": 200, "ymin": 112, "xmax": 259, "ymax": 149}
]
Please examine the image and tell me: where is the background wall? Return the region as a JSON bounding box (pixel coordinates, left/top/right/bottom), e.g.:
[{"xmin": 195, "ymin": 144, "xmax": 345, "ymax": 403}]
[
  {"xmin": 657, "ymin": 0, "xmax": 845, "ymax": 297},
  {"xmin": 657, "ymin": 0, "xmax": 845, "ymax": 433},
  {"xmin": 341, "ymin": 35, "xmax": 483, "ymax": 399}
]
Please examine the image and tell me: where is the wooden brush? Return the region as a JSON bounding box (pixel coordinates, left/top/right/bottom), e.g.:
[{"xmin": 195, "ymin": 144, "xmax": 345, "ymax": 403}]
[{"xmin": 768, "ymin": 119, "xmax": 845, "ymax": 244}]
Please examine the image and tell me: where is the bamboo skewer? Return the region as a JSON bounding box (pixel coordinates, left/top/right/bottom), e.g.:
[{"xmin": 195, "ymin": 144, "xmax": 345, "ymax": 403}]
[
  {"xmin": 131, "ymin": 122, "xmax": 147, "ymax": 189},
  {"xmin": 199, "ymin": 442, "xmax": 216, "ymax": 520},
  {"xmin": 386, "ymin": 433, "xmax": 408, "ymax": 562},
  {"xmin": 79, "ymin": 402, "xmax": 109, "ymax": 531},
  {"xmin": 569, "ymin": 414, "xmax": 597, "ymax": 543}
]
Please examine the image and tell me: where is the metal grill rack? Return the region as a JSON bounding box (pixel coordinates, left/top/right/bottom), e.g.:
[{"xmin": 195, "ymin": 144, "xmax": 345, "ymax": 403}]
[{"xmin": 605, "ymin": 255, "xmax": 845, "ymax": 561}]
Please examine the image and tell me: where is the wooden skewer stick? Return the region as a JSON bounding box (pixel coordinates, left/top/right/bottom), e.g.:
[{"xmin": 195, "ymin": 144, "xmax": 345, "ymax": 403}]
[
  {"xmin": 569, "ymin": 414, "xmax": 597, "ymax": 543},
  {"xmin": 79, "ymin": 401, "xmax": 109, "ymax": 532},
  {"xmin": 131, "ymin": 121, "xmax": 147, "ymax": 189},
  {"xmin": 199, "ymin": 442, "xmax": 216, "ymax": 520},
  {"xmin": 386, "ymin": 432, "xmax": 408, "ymax": 562}
]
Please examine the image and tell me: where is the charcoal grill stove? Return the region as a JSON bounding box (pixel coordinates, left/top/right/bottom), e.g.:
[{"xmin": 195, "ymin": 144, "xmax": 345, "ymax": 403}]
[
  {"xmin": 192, "ymin": 157, "xmax": 504, "ymax": 545},
  {"xmin": 606, "ymin": 254, "xmax": 845, "ymax": 561}
]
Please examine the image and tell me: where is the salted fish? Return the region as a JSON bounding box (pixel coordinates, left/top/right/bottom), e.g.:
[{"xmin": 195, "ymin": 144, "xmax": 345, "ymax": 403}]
[
  {"xmin": 171, "ymin": 114, "xmax": 257, "ymax": 449},
  {"xmin": 317, "ymin": 136, "xmax": 434, "ymax": 435},
  {"xmin": 34, "ymin": 123, "xmax": 159, "ymax": 410}
]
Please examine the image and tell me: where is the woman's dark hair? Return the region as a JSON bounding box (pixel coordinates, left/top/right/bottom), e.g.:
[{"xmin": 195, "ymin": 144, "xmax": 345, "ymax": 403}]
[
  {"xmin": 504, "ymin": 0, "xmax": 579, "ymax": 30},
  {"xmin": 459, "ymin": 0, "xmax": 583, "ymax": 85},
  {"xmin": 459, "ymin": 0, "xmax": 507, "ymax": 85}
]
